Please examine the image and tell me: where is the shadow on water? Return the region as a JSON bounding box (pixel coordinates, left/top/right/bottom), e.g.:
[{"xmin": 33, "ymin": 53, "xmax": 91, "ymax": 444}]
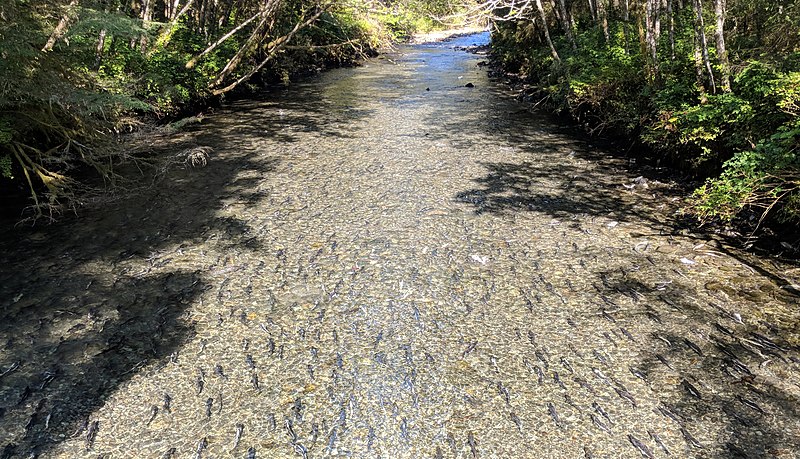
[
  {"xmin": 0, "ymin": 80, "xmax": 371, "ymax": 456},
  {"xmin": 444, "ymin": 71, "xmax": 800, "ymax": 455}
]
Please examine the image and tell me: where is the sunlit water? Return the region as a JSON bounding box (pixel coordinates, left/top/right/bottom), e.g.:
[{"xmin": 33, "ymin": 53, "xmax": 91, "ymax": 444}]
[{"xmin": 1, "ymin": 33, "xmax": 799, "ymax": 458}]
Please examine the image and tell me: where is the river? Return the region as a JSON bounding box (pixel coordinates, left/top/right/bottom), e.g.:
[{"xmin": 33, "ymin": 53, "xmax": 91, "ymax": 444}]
[{"xmin": 1, "ymin": 32, "xmax": 799, "ymax": 458}]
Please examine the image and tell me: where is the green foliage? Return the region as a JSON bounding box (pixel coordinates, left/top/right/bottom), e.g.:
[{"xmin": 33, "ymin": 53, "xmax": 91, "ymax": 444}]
[
  {"xmin": 0, "ymin": 0, "xmax": 400, "ymax": 217},
  {"xmin": 491, "ymin": 1, "xmax": 800, "ymax": 228},
  {"xmin": 0, "ymin": 155, "xmax": 12, "ymax": 180}
]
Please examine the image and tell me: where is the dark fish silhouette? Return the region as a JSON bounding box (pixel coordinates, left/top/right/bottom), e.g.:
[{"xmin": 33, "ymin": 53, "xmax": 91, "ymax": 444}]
[
  {"xmin": 681, "ymin": 379, "xmax": 702, "ymax": 399},
  {"xmin": 680, "ymin": 427, "xmax": 703, "ymax": 448},
  {"xmin": 648, "ymin": 429, "xmax": 671, "ymax": 455},
  {"xmin": 467, "ymin": 432, "xmax": 478, "ymax": 458},
  {"xmin": 147, "ymin": 406, "xmax": 159, "ymax": 426},
  {"xmin": 592, "ymin": 402, "xmax": 613, "ymax": 425},
  {"xmin": 163, "ymin": 393, "xmax": 172, "ymax": 413},
  {"xmin": 233, "ymin": 423, "xmax": 244, "ymax": 450},
  {"xmin": 195, "ymin": 369, "xmax": 205, "ymax": 395},
  {"xmin": 590, "ymin": 413, "xmax": 611, "ymax": 433},
  {"xmin": 214, "ymin": 364, "xmax": 227, "ymax": 379},
  {"xmin": 86, "ymin": 420, "xmax": 99, "ymax": 449},
  {"xmin": 510, "ymin": 412, "xmax": 522, "ymax": 432},
  {"xmin": 614, "ymin": 386, "xmax": 637, "ymax": 407},
  {"xmin": 194, "ymin": 437, "xmax": 207, "ymax": 459},
  {"xmin": 628, "ymin": 434, "xmax": 654, "ymax": 458},
  {"xmin": 547, "ymin": 402, "xmax": 562, "ymax": 427}
]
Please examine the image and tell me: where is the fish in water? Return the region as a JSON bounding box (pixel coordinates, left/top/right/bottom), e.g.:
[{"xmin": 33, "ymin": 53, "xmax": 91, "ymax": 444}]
[
  {"xmin": 628, "ymin": 434, "xmax": 654, "ymax": 458},
  {"xmin": 163, "ymin": 393, "xmax": 172, "ymax": 413},
  {"xmin": 593, "ymin": 349, "xmax": 609, "ymax": 365},
  {"xmin": 293, "ymin": 398, "xmax": 304, "ymax": 422},
  {"xmin": 533, "ymin": 365, "xmax": 545, "ymax": 385},
  {"xmin": 535, "ymin": 350, "xmax": 550, "ymax": 369},
  {"xmin": 656, "ymin": 354, "xmax": 675, "ymax": 371},
  {"xmin": 214, "ymin": 364, "xmax": 227, "ymax": 379},
  {"xmin": 463, "ymin": 341, "xmax": 478, "ymax": 358},
  {"xmin": 553, "ymin": 372, "xmax": 567, "ymax": 390},
  {"xmin": 684, "ymin": 338, "xmax": 703, "ymax": 356},
  {"xmin": 657, "ymin": 404, "xmax": 683, "ymax": 425},
  {"xmin": 648, "ymin": 430, "xmax": 671, "ymax": 455},
  {"xmin": 162, "ymin": 447, "xmax": 176, "ymax": 458},
  {"xmin": 680, "ymin": 427, "xmax": 703, "ymax": 449},
  {"xmin": 547, "ymin": 402, "xmax": 562, "ymax": 427},
  {"xmin": 205, "ymin": 398, "xmax": 213, "ymax": 418},
  {"xmin": 246, "ymin": 354, "xmax": 256, "ymax": 369},
  {"xmin": 400, "ymin": 417, "xmax": 410, "ymax": 441},
  {"xmin": 629, "ymin": 367, "xmax": 647, "ymax": 383},
  {"xmin": 294, "ymin": 443, "xmax": 308, "ymax": 459},
  {"xmin": 590, "ymin": 413, "xmax": 611, "ymax": 433},
  {"xmin": 614, "ymin": 386, "xmax": 637, "ymax": 407},
  {"xmin": 560, "ymin": 357, "xmax": 574, "ymax": 374},
  {"xmin": 233, "ymin": 423, "xmax": 244, "ymax": 450},
  {"xmin": 285, "ymin": 419, "xmax": 298, "ymax": 444},
  {"xmin": 510, "ymin": 412, "xmax": 522, "ymax": 432},
  {"xmin": 681, "ymin": 379, "xmax": 702, "ymax": 399},
  {"xmin": 251, "ymin": 372, "xmax": 260, "ymax": 391},
  {"xmin": 737, "ymin": 395, "xmax": 766, "ymax": 415},
  {"xmin": 86, "ymin": 420, "xmax": 99, "ymax": 449},
  {"xmin": 497, "ymin": 382, "xmax": 511, "ymax": 404},
  {"xmin": 194, "ymin": 437, "xmax": 208, "ymax": 459},
  {"xmin": 367, "ymin": 426, "xmax": 376, "ymax": 451},
  {"xmin": 592, "ymin": 402, "xmax": 613, "ymax": 425},
  {"xmin": 620, "ymin": 327, "xmax": 636, "ymax": 342},
  {"xmin": 467, "ymin": 432, "xmax": 478, "ymax": 458},
  {"xmin": 247, "ymin": 447, "xmax": 256, "ymax": 459},
  {"xmin": 195, "ymin": 369, "xmax": 205, "ymax": 395},
  {"xmin": 147, "ymin": 406, "xmax": 159, "ymax": 426},
  {"xmin": 574, "ymin": 376, "xmax": 596, "ymax": 394}
]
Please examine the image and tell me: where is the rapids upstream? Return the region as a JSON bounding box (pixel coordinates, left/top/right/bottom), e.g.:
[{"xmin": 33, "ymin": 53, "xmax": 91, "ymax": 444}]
[{"xmin": 1, "ymin": 33, "xmax": 800, "ymax": 458}]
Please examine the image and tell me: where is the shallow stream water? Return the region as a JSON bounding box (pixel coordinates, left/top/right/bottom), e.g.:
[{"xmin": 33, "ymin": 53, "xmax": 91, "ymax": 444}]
[{"xmin": 1, "ymin": 33, "xmax": 800, "ymax": 458}]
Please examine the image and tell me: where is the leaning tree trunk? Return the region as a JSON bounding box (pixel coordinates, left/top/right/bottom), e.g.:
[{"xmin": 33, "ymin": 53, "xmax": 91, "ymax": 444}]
[
  {"xmin": 42, "ymin": 0, "xmax": 80, "ymax": 51},
  {"xmin": 535, "ymin": 0, "xmax": 561, "ymax": 63},
  {"xmin": 713, "ymin": 0, "xmax": 731, "ymax": 92}
]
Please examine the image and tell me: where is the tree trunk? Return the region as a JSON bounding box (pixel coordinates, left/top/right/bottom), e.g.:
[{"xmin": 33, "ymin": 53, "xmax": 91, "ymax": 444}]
[
  {"xmin": 557, "ymin": 0, "xmax": 577, "ymax": 50},
  {"xmin": 95, "ymin": 29, "xmax": 107, "ymax": 69},
  {"xmin": 621, "ymin": 0, "xmax": 631, "ymax": 53},
  {"xmin": 535, "ymin": 0, "xmax": 561, "ymax": 63},
  {"xmin": 645, "ymin": 0, "xmax": 659, "ymax": 80},
  {"xmin": 598, "ymin": 0, "xmax": 610, "ymax": 44},
  {"xmin": 667, "ymin": 0, "xmax": 675, "ymax": 59},
  {"xmin": 713, "ymin": 0, "xmax": 731, "ymax": 91},
  {"xmin": 693, "ymin": 0, "xmax": 716, "ymax": 93},
  {"xmin": 42, "ymin": 0, "xmax": 80, "ymax": 52}
]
